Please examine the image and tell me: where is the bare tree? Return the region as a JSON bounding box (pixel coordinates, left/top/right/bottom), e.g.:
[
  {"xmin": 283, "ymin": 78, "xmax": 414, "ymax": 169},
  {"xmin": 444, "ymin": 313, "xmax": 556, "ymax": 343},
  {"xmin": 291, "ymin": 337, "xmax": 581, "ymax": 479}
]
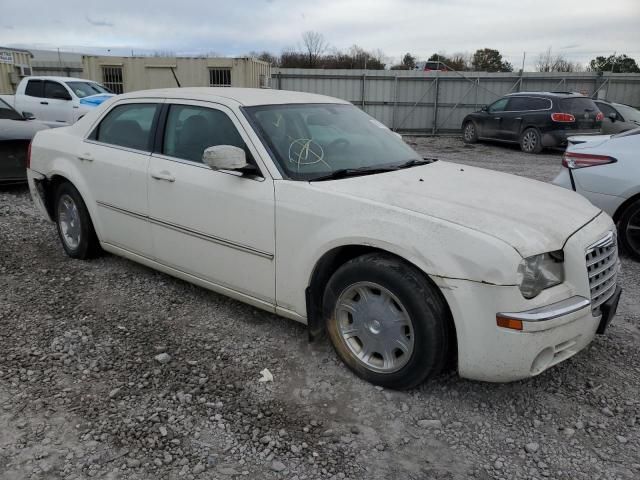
[
  {"xmin": 536, "ymin": 47, "xmax": 583, "ymax": 72},
  {"xmin": 301, "ymin": 31, "xmax": 328, "ymax": 68}
]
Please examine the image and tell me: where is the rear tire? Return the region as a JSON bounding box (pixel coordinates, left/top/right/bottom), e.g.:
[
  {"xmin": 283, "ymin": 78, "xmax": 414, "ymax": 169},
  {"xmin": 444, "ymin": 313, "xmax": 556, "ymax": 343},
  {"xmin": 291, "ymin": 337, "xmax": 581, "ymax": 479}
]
[
  {"xmin": 54, "ymin": 182, "xmax": 101, "ymax": 259},
  {"xmin": 520, "ymin": 128, "xmax": 543, "ymax": 154},
  {"xmin": 462, "ymin": 121, "xmax": 478, "ymax": 144},
  {"xmin": 323, "ymin": 253, "xmax": 451, "ymax": 390},
  {"xmin": 618, "ymin": 199, "xmax": 640, "ymax": 261}
]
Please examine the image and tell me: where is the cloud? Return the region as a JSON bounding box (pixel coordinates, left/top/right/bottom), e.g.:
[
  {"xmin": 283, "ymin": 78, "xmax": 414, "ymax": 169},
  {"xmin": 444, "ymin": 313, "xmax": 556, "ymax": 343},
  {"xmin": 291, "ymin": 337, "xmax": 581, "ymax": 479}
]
[{"xmin": 85, "ymin": 16, "xmax": 114, "ymax": 27}]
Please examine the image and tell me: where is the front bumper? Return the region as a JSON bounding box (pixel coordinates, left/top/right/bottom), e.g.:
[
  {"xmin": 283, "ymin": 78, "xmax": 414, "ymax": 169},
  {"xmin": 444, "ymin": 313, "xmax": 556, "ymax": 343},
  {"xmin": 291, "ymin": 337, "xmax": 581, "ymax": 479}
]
[{"xmin": 437, "ymin": 212, "xmax": 618, "ymax": 382}]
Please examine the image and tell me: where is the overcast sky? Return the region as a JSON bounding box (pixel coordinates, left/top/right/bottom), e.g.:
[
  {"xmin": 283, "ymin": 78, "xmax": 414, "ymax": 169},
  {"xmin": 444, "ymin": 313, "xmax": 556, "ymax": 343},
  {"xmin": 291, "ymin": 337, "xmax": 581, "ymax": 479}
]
[{"xmin": 2, "ymin": 0, "xmax": 639, "ymax": 69}]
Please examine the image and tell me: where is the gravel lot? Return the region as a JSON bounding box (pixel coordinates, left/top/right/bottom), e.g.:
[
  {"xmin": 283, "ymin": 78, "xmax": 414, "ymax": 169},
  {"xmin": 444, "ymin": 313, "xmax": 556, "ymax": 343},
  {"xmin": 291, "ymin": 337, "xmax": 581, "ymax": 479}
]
[{"xmin": 1, "ymin": 136, "xmax": 639, "ymax": 480}]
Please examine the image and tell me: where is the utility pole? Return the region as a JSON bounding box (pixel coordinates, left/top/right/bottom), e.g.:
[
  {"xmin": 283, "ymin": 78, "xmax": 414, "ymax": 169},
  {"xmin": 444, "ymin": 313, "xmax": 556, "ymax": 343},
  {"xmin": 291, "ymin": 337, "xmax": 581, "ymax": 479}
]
[
  {"xmin": 521, "ymin": 52, "xmax": 526, "ymax": 72},
  {"xmin": 610, "ymin": 51, "xmax": 616, "ymax": 73}
]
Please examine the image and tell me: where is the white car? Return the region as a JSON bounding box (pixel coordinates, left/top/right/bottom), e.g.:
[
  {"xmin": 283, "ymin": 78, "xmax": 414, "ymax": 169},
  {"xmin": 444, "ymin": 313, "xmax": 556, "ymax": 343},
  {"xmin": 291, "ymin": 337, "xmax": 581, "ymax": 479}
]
[
  {"xmin": 553, "ymin": 128, "xmax": 640, "ymax": 260},
  {"xmin": 27, "ymin": 88, "xmax": 621, "ymax": 389},
  {"xmin": 0, "ymin": 76, "xmax": 115, "ymax": 127}
]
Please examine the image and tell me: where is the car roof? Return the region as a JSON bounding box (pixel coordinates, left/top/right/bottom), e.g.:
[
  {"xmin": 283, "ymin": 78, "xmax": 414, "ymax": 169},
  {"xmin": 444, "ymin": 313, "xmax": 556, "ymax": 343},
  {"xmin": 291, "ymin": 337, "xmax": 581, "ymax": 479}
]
[
  {"xmin": 506, "ymin": 91, "xmax": 590, "ymax": 99},
  {"xmin": 117, "ymin": 87, "xmax": 350, "ymax": 107},
  {"xmin": 26, "ymin": 76, "xmax": 96, "ymax": 83}
]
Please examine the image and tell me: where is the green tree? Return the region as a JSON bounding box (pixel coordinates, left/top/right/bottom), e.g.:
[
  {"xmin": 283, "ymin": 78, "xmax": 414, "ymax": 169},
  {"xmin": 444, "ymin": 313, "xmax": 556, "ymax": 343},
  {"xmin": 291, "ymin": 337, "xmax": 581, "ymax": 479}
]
[
  {"xmin": 401, "ymin": 52, "xmax": 416, "ymax": 69},
  {"xmin": 471, "ymin": 48, "xmax": 513, "ymax": 72},
  {"xmin": 589, "ymin": 54, "xmax": 640, "ymax": 73}
]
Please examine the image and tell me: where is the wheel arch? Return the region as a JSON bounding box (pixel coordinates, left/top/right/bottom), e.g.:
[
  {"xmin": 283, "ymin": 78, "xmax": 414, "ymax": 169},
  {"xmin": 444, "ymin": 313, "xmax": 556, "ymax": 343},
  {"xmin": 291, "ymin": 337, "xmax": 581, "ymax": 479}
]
[
  {"xmin": 306, "ymin": 244, "xmax": 458, "ymax": 365},
  {"xmin": 613, "ymin": 191, "xmax": 640, "ymax": 223}
]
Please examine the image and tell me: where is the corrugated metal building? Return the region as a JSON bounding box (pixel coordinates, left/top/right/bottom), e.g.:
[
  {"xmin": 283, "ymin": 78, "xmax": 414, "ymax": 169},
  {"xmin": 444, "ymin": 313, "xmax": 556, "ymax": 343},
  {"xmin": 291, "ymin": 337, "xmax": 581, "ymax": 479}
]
[
  {"xmin": 82, "ymin": 56, "xmax": 271, "ymax": 94},
  {"xmin": 0, "ymin": 47, "xmax": 34, "ymax": 94}
]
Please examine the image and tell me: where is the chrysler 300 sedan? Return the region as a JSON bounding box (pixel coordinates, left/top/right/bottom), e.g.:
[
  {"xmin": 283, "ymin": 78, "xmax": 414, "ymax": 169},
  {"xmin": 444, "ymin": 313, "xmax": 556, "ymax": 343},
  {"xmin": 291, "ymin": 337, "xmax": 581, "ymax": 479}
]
[{"xmin": 27, "ymin": 88, "xmax": 621, "ymax": 389}]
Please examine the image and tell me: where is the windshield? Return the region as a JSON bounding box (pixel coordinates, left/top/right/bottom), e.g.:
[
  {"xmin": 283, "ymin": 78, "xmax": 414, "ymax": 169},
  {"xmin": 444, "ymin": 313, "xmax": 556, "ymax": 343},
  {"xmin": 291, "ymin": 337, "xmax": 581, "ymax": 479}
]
[
  {"xmin": 0, "ymin": 98, "xmax": 23, "ymax": 120},
  {"xmin": 65, "ymin": 81, "xmax": 111, "ymax": 98},
  {"xmin": 615, "ymin": 104, "xmax": 640, "ymax": 123},
  {"xmin": 244, "ymin": 103, "xmax": 421, "ymax": 180}
]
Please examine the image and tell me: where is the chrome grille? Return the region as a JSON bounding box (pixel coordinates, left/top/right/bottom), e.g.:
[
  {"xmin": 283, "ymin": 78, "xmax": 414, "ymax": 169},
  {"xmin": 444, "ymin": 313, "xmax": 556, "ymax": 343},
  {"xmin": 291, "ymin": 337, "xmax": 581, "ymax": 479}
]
[{"xmin": 586, "ymin": 231, "xmax": 618, "ymax": 316}]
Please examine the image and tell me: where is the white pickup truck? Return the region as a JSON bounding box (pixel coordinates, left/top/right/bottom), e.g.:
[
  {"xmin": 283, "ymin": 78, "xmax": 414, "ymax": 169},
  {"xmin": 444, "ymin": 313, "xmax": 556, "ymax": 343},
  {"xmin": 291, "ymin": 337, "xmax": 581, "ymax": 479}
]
[{"xmin": 0, "ymin": 76, "xmax": 115, "ymax": 127}]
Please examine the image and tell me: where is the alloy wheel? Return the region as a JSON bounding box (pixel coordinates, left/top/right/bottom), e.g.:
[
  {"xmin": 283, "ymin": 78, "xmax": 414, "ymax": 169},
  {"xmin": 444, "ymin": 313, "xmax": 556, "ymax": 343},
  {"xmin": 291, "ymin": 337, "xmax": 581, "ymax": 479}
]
[
  {"xmin": 626, "ymin": 209, "xmax": 640, "ymax": 255},
  {"xmin": 522, "ymin": 130, "xmax": 537, "ymax": 152},
  {"xmin": 464, "ymin": 123, "xmax": 475, "ymax": 141}
]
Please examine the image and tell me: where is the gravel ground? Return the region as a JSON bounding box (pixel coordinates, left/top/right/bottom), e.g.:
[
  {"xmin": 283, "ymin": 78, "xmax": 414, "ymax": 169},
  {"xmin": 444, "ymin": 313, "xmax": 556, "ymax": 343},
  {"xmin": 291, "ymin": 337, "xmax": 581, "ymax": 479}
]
[{"xmin": 1, "ymin": 136, "xmax": 639, "ymax": 480}]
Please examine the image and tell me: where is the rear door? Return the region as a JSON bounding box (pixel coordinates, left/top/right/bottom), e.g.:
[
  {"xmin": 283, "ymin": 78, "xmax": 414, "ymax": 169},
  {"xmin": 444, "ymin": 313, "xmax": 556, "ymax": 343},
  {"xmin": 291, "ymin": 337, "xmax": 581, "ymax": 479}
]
[
  {"xmin": 80, "ymin": 100, "xmax": 162, "ymax": 256},
  {"xmin": 503, "ymin": 96, "xmax": 552, "ymax": 140},
  {"xmin": 19, "ymin": 79, "xmax": 46, "ymax": 119},
  {"xmin": 560, "ymin": 97, "xmax": 599, "ymax": 131}
]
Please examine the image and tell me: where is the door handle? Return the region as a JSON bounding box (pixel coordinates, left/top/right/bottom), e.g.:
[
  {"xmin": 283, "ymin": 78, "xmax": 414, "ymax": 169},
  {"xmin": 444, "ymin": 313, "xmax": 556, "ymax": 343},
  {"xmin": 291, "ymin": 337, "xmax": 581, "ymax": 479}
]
[
  {"xmin": 514, "ymin": 117, "xmax": 522, "ymax": 121},
  {"xmin": 40, "ymin": 101, "xmax": 49, "ymax": 105},
  {"xmin": 78, "ymin": 153, "xmax": 94, "ymax": 162},
  {"xmin": 494, "ymin": 117, "xmax": 502, "ymax": 120},
  {"xmin": 151, "ymin": 171, "xmax": 175, "ymax": 183}
]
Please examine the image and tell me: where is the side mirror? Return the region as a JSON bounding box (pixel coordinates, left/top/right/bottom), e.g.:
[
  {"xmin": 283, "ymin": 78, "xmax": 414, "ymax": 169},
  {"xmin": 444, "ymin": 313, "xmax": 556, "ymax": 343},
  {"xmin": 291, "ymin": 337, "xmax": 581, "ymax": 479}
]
[
  {"xmin": 481, "ymin": 105, "xmax": 488, "ymax": 112},
  {"xmin": 608, "ymin": 112, "xmax": 617, "ymax": 122},
  {"xmin": 22, "ymin": 111, "xmax": 36, "ymax": 120},
  {"xmin": 203, "ymin": 145, "xmax": 248, "ymax": 171}
]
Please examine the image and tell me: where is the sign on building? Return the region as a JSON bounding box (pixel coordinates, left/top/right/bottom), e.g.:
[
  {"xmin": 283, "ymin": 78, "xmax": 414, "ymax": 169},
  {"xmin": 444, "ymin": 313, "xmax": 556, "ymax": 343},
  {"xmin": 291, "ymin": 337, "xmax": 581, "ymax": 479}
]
[{"xmin": 0, "ymin": 51, "xmax": 14, "ymax": 64}]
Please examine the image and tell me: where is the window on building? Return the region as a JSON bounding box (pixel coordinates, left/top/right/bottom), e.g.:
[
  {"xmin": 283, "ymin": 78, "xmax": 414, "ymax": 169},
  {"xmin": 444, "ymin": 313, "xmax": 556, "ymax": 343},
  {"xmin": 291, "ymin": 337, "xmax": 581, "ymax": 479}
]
[
  {"xmin": 209, "ymin": 68, "xmax": 231, "ymax": 87},
  {"xmin": 102, "ymin": 66, "xmax": 124, "ymax": 94}
]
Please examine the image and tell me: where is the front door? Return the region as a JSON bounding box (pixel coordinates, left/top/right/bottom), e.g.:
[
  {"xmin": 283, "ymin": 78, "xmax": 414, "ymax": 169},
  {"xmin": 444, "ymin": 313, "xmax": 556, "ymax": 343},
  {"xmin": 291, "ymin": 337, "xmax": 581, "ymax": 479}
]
[
  {"xmin": 483, "ymin": 98, "xmax": 509, "ymax": 138},
  {"xmin": 148, "ymin": 101, "xmax": 276, "ymax": 304},
  {"xmin": 80, "ymin": 100, "xmax": 161, "ymax": 256}
]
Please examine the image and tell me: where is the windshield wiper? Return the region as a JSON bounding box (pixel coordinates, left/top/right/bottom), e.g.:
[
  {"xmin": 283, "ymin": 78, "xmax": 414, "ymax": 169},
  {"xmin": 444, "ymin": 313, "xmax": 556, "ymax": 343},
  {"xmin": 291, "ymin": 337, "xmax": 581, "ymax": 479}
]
[
  {"xmin": 309, "ymin": 166, "xmax": 399, "ymax": 182},
  {"xmin": 395, "ymin": 157, "xmax": 437, "ymax": 169}
]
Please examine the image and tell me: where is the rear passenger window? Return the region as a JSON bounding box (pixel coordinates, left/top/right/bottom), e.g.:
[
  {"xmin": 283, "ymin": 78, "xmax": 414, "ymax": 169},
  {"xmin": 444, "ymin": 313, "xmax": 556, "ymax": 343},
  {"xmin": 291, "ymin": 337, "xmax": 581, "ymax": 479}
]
[
  {"xmin": 25, "ymin": 80, "xmax": 44, "ymax": 97},
  {"xmin": 507, "ymin": 97, "xmax": 551, "ymax": 111},
  {"xmin": 44, "ymin": 81, "xmax": 71, "ymax": 100},
  {"xmin": 92, "ymin": 103, "xmax": 159, "ymax": 151},
  {"xmin": 596, "ymin": 103, "xmax": 616, "ymax": 118},
  {"xmin": 162, "ymin": 104, "xmax": 253, "ymax": 164}
]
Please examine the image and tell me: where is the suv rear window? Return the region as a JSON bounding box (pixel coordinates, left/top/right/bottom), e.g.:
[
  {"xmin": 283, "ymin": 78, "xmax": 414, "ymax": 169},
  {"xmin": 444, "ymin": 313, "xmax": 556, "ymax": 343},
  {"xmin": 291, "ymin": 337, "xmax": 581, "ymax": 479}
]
[{"xmin": 560, "ymin": 98, "xmax": 597, "ymax": 114}]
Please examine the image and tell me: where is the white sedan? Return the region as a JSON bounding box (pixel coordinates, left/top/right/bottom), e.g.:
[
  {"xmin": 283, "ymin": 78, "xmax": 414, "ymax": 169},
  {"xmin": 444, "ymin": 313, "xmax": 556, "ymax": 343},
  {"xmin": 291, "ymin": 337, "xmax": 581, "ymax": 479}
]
[
  {"xmin": 27, "ymin": 88, "xmax": 621, "ymax": 389},
  {"xmin": 553, "ymin": 129, "xmax": 640, "ymax": 260}
]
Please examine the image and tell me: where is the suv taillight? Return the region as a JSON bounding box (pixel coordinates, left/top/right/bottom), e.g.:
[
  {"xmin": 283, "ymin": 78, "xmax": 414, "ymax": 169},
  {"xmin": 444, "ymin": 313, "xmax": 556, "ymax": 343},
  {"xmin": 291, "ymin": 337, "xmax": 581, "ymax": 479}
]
[
  {"xmin": 595, "ymin": 111, "xmax": 604, "ymax": 121},
  {"xmin": 562, "ymin": 151, "xmax": 617, "ymax": 169},
  {"xmin": 26, "ymin": 141, "xmax": 32, "ymax": 169},
  {"xmin": 551, "ymin": 112, "xmax": 576, "ymax": 123}
]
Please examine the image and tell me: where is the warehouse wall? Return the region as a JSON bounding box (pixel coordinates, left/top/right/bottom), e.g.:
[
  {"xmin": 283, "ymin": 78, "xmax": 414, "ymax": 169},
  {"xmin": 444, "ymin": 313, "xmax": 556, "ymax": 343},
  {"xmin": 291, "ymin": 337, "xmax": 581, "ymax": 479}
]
[
  {"xmin": 0, "ymin": 49, "xmax": 33, "ymax": 94},
  {"xmin": 272, "ymin": 69, "xmax": 640, "ymax": 133},
  {"xmin": 82, "ymin": 56, "xmax": 271, "ymax": 93}
]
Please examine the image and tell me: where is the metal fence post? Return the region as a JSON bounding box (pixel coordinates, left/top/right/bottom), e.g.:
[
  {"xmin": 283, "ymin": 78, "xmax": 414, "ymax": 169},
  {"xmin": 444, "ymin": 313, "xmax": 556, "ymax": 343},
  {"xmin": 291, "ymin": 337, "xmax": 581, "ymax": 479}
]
[
  {"xmin": 361, "ymin": 73, "xmax": 366, "ymax": 109},
  {"xmin": 391, "ymin": 76, "xmax": 398, "ymax": 131},
  {"xmin": 432, "ymin": 75, "xmax": 440, "ymax": 134}
]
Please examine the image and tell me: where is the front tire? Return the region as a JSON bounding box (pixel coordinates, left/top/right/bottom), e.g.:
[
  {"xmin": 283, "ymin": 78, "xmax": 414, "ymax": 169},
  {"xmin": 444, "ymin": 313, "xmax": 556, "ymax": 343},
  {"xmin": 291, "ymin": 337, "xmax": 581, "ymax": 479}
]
[
  {"xmin": 462, "ymin": 121, "xmax": 478, "ymax": 143},
  {"xmin": 520, "ymin": 128, "xmax": 543, "ymax": 154},
  {"xmin": 54, "ymin": 182, "xmax": 101, "ymax": 259},
  {"xmin": 323, "ymin": 253, "xmax": 451, "ymax": 390},
  {"xmin": 618, "ymin": 199, "xmax": 640, "ymax": 261}
]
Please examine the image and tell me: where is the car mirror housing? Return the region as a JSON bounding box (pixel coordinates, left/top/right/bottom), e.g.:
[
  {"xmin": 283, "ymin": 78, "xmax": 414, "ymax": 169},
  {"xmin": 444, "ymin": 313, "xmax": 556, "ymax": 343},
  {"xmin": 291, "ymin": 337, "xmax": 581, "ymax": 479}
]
[
  {"xmin": 481, "ymin": 105, "xmax": 488, "ymax": 112},
  {"xmin": 608, "ymin": 112, "xmax": 617, "ymax": 122},
  {"xmin": 202, "ymin": 145, "xmax": 248, "ymax": 171},
  {"xmin": 22, "ymin": 111, "xmax": 36, "ymax": 120}
]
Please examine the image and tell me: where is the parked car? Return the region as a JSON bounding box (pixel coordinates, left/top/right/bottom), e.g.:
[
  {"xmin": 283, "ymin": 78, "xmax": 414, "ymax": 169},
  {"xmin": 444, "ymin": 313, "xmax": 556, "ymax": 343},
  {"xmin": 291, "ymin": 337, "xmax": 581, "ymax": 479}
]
[
  {"xmin": 462, "ymin": 92, "xmax": 603, "ymax": 153},
  {"xmin": 594, "ymin": 100, "xmax": 640, "ymax": 134},
  {"xmin": 553, "ymin": 128, "xmax": 640, "ymax": 260},
  {"xmin": 0, "ymin": 76, "xmax": 115, "ymax": 128},
  {"xmin": 0, "ymin": 97, "xmax": 48, "ymax": 185},
  {"xmin": 27, "ymin": 88, "xmax": 620, "ymax": 389}
]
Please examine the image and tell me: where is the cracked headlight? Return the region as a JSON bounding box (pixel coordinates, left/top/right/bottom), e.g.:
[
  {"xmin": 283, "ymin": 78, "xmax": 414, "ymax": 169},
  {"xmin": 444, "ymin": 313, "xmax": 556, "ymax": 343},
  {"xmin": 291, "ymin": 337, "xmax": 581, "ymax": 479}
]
[{"xmin": 517, "ymin": 251, "xmax": 564, "ymax": 299}]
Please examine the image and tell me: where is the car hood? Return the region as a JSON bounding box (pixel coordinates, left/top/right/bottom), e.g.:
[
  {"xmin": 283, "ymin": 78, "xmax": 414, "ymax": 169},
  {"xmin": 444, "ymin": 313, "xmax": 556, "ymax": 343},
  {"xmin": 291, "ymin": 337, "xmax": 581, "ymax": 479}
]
[
  {"xmin": 79, "ymin": 93, "xmax": 116, "ymax": 107},
  {"xmin": 314, "ymin": 161, "xmax": 601, "ymax": 258},
  {"xmin": 0, "ymin": 118, "xmax": 49, "ymax": 141}
]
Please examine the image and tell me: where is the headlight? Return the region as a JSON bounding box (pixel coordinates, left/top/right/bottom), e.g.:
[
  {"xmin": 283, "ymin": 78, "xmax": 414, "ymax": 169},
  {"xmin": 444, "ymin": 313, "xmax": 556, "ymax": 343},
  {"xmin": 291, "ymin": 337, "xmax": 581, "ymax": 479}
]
[{"xmin": 517, "ymin": 251, "xmax": 564, "ymax": 299}]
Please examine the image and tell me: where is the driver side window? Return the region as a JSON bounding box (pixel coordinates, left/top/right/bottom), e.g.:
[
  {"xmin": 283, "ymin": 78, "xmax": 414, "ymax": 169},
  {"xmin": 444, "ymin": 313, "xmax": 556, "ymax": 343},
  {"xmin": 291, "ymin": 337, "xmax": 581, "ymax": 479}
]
[
  {"xmin": 163, "ymin": 104, "xmax": 253, "ymax": 164},
  {"xmin": 488, "ymin": 98, "xmax": 509, "ymax": 113}
]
